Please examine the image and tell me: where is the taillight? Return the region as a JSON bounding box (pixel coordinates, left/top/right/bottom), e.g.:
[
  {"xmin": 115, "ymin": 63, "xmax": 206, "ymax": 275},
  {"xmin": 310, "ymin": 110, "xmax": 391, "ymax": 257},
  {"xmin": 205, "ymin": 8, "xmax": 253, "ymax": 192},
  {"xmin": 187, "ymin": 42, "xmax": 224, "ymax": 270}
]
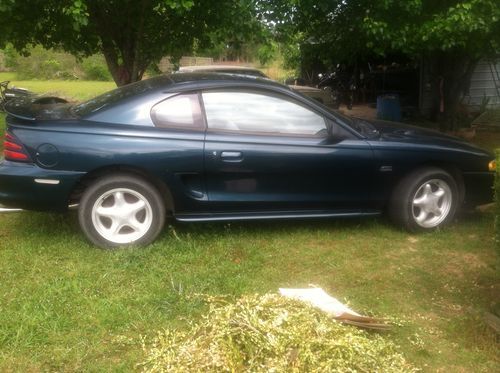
[{"xmin": 3, "ymin": 132, "xmax": 31, "ymax": 162}]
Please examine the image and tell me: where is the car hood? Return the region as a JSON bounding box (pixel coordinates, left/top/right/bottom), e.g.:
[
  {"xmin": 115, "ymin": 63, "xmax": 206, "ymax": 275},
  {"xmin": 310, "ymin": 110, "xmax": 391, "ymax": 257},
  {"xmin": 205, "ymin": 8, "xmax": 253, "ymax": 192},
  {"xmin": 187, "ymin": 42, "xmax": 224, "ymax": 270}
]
[
  {"xmin": 361, "ymin": 119, "xmax": 491, "ymax": 155},
  {"xmin": 4, "ymin": 95, "xmax": 75, "ymax": 121}
]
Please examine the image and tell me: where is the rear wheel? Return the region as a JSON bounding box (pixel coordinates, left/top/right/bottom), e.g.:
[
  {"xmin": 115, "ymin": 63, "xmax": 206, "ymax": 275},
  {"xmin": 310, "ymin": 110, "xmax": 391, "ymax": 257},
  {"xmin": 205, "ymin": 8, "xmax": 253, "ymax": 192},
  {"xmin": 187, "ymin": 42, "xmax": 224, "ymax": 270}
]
[
  {"xmin": 78, "ymin": 174, "xmax": 166, "ymax": 248},
  {"xmin": 389, "ymin": 167, "xmax": 459, "ymax": 231}
]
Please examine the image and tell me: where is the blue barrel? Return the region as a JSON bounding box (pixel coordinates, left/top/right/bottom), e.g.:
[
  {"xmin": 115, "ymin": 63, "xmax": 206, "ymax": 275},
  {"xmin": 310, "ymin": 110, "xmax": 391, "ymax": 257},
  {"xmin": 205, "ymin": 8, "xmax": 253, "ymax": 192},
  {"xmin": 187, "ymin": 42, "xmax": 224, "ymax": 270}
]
[{"xmin": 377, "ymin": 94, "xmax": 401, "ymax": 121}]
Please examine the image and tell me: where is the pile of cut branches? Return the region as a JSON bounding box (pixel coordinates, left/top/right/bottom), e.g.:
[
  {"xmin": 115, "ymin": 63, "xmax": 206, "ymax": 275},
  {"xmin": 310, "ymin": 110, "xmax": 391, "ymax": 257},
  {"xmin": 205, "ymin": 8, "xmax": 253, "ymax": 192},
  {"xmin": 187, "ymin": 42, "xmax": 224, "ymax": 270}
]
[{"xmin": 139, "ymin": 293, "xmax": 416, "ymax": 372}]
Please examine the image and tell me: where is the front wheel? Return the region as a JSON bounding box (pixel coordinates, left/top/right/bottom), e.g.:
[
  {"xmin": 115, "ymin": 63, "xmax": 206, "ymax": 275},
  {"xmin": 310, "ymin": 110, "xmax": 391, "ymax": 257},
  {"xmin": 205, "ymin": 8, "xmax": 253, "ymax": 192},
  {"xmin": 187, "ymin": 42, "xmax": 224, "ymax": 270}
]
[
  {"xmin": 389, "ymin": 167, "xmax": 459, "ymax": 231},
  {"xmin": 78, "ymin": 174, "xmax": 166, "ymax": 249}
]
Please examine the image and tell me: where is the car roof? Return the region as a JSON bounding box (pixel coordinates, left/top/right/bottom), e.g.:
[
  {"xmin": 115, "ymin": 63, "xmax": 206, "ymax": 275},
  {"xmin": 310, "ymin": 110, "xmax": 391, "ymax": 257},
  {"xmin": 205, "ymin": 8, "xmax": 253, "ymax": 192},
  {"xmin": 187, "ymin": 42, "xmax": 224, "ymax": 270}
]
[
  {"xmin": 178, "ymin": 65, "xmax": 263, "ymax": 73},
  {"xmin": 166, "ymin": 72, "xmax": 289, "ymax": 91},
  {"xmin": 73, "ymin": 73, "xmax": 293, "ymax": 117}
]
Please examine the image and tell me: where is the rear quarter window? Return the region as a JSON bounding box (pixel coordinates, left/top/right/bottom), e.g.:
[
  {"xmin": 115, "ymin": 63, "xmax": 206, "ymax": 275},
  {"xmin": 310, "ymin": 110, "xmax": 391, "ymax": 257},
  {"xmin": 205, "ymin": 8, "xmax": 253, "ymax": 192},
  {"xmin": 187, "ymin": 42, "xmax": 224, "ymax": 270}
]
[{"xmin": 151, "ymin": 94, "xmax": 204, "ymax": 130}]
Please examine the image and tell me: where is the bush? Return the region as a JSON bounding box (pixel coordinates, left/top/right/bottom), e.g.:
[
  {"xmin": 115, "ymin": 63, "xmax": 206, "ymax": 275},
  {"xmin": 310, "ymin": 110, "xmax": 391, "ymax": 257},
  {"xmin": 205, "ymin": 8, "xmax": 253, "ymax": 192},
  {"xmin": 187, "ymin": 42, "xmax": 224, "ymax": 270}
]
[
  {"xmin": 11, "ymin": 45, "xmax": 79, "ymax": 80},
  {"xmin": 2, "ymin": 44, "xmax": 113, "ymax": 81},
  {"xmin": 41, "ymin": 59, "xmax": 62, "ymax": 78},
  {"xmin": 2, "ymin": 44, "xmax": 18, "ymax": 70},
  {"xmin": 140, "ymin": 293, "xmax": 416, "ymax": 372},
  {"xmin": 81, "ymin": 55, "xmax": 112, "ymax": 81},
  {"xmin": 145, "ymin": 62, "xmax": 162, "ymax": 78}
]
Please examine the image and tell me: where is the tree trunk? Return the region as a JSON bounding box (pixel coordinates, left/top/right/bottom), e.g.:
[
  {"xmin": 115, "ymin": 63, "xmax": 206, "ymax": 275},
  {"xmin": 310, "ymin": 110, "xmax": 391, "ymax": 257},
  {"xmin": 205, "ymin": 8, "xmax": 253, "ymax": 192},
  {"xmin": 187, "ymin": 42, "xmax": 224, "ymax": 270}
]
[
  {"xmin": 89, "ymin": 2, "xmax": 149, "ymax": 87},
  {"xmin": 427, "ymin": 51, "xmax": 478, "ymax": 132},
  {"xmin": 102, "ymin": 44, "xmax": 148, "ymax": 86}
]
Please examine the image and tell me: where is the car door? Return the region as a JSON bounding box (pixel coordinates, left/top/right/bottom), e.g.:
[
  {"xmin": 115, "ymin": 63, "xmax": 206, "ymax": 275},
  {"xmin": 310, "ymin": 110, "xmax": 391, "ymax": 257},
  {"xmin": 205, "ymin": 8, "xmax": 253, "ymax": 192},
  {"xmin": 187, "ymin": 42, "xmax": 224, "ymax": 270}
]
[
  {"xmin": 201, "ymin": 89, "xmax": 377, "ymax": 214},
  {"xmin": 147, "ymin": 92, "xmax": 208, "ymax": 213}
]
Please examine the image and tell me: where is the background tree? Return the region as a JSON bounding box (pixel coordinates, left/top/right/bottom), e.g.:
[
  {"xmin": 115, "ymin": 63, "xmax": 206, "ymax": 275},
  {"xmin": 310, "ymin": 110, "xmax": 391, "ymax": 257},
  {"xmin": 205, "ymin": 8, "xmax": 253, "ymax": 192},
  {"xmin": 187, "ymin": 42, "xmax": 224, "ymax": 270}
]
[
  {"xmin": 0, "ymin": 0, "xmax": 263, "ymax": 86},
  {"xmin": 262, "ymin": 0, "xmax": 500, "ymax": 130}
]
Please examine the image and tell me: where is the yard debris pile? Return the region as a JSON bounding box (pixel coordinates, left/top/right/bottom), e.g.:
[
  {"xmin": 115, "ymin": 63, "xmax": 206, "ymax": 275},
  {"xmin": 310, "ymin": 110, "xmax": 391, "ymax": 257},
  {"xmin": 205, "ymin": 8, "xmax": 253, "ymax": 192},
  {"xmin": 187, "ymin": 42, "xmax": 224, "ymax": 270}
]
[{"xmin": 139, "ymin": 293, "xmax": 416, "ymax": 372}]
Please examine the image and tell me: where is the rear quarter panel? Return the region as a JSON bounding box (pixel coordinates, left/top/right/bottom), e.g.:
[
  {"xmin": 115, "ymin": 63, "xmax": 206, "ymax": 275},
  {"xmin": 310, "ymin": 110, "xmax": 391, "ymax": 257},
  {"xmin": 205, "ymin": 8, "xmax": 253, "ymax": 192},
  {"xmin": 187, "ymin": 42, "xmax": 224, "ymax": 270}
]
[{"xmin": 8, "ymin": 120, "xmax": 206, "ymax": 213}]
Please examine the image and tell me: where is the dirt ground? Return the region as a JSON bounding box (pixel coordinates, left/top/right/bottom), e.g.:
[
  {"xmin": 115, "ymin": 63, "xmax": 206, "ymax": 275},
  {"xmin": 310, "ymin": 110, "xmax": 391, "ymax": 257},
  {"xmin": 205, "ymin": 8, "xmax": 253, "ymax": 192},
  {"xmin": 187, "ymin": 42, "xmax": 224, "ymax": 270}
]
[{"xmin": 338, "ymin": 104, "xmax": 377, "ymax": 120}]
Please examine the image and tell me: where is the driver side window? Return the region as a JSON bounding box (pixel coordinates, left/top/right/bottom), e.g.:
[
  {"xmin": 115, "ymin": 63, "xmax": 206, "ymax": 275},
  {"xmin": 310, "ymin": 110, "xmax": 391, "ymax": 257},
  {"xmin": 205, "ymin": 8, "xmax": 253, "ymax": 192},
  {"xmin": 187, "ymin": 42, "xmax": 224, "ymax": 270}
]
[{"xmin": 202, "ymin": 91, "xmax": 327, "ymax": 136}]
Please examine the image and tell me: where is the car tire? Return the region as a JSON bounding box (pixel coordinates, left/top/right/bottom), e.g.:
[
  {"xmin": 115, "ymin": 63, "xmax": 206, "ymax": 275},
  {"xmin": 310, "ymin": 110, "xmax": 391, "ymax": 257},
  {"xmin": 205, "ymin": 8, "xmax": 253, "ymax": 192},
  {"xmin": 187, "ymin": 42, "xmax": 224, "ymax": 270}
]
[
  {"xmin": 78, "ymin": 173, "xmax": 166, "ymax": 249},
  {"xmin": 388, "ymin": 167, "xmax": 459, "ymax": 231}
]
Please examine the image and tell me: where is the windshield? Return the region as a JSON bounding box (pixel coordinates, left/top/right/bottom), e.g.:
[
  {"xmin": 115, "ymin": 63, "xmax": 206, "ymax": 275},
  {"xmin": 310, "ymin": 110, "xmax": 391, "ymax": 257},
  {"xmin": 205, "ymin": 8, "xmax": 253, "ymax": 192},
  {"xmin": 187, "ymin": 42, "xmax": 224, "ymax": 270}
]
[
  {"xmin": 72, "ymin": 75, "xmax": 172, "ymax": 117},
  {"xmin": 291, "ymin": 89, "xmax": 380, "ymax": 137},
  {"xmin": 290, "ymin": 88, "xmax": 357, "ymax": 124}
]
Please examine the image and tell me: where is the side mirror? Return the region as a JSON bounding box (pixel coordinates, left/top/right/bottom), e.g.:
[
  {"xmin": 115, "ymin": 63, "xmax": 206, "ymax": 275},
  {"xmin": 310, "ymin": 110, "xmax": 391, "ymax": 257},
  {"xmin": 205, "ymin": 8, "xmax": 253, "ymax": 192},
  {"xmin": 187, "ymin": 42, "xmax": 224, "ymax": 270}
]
[
  {"xmin": 325, "ymin": 119, "xmax": 348, "ymax": 143},
  {"xmin": 326, "ymin": 120, "xmax": 338, "ymax": 138}
]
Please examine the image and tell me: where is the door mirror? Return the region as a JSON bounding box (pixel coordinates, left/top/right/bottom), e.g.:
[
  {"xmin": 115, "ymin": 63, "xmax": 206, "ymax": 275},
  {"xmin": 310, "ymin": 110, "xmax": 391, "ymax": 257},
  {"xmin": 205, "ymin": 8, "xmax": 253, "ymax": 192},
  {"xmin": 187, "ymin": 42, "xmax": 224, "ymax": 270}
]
[{"xmin": 325, "ymin": 120, "xmax": 348, "ymax": 142}]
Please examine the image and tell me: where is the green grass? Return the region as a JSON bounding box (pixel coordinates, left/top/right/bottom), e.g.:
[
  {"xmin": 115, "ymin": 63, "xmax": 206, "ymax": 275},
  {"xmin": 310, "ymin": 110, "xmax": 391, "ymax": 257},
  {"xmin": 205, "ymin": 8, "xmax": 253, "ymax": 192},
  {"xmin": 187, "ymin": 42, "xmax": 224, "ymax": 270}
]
[
  {"xmin": 0, "ymin": 79, "xmax": 499, "ymax": 371},
  {"xmin": 0, "ymin": 215, "xmax": 498, "ymax": 371},
  {"xmin": 0, "ymin": 72, "xmax": 115, "ymax": 101}
]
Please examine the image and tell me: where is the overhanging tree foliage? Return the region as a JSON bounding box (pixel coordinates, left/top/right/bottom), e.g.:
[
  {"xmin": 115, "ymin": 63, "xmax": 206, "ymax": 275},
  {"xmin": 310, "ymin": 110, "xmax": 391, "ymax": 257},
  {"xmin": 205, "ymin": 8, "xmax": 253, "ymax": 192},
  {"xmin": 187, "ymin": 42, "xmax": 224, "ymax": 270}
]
[
  {"xmin": 0, "ymin": 0, "xmax": 262, "ymax": 86},
  {"xmin": 262, "ymin": 0, "xmax": 500, "ymax": 129}
]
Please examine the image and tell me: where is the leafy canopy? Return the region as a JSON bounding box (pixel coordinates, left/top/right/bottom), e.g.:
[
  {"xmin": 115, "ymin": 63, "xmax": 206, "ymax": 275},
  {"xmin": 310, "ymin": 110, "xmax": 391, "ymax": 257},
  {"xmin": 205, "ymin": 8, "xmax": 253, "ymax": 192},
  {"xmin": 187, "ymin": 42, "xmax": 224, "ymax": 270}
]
[
  {"xmin": 262, "ymin": 0, "xmax": 500, "ymax": 65},
  {"xmin": 261, "ymin": 0, "xmax": 500, "ymax": 129},
  {"xmin": 0, "ymin": 0, "xmax": 263, "ymax": 85}
]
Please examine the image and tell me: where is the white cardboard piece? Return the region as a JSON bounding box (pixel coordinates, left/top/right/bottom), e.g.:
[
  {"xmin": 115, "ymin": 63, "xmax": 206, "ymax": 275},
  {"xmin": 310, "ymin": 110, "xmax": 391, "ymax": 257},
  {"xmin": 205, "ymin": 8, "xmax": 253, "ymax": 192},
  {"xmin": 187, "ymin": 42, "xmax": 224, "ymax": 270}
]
[
  {"xmin": 279, "ymin": 287, "xmax": 390, "ymax": 330},
  {"xmin": 279, "ymin": 287, "xmax": 361, "ymax": 318}
]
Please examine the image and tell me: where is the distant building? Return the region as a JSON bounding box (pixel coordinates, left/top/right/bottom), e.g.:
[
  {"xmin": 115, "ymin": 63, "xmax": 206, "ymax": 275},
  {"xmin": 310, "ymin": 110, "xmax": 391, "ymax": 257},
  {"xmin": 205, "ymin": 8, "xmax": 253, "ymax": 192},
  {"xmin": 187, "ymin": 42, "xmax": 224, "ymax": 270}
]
[
  {"xmin": 463, "ymin": 60, "xmax": 500, "ymax": 109},
  {"xmin": 419, "ymin": 59, "xmax": 500, "ymax": 116}
]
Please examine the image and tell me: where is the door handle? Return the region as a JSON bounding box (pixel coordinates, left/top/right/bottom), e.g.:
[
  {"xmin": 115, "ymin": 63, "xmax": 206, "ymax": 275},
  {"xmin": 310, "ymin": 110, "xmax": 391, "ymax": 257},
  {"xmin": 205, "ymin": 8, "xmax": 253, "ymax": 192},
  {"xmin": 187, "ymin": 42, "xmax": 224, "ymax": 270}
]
[
  {"xmin": 221, "ymin": 151, "xmax": 242, "ymax": 158},
  {"xmin": 220, "ymin": 151, "xmax": 243, "ymax": 161}
]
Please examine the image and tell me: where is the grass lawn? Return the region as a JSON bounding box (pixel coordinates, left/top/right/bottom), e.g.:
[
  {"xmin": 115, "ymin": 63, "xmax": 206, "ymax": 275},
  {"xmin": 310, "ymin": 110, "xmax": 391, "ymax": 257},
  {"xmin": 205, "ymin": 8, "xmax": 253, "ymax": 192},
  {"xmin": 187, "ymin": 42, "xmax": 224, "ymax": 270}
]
[
  {"xmin": 0, "ymin": 72, "xmax": 115, "ymax": 101},
  {"xmin": 0, "ymin": 79, "xmax": 499, "ymax": 371}
]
